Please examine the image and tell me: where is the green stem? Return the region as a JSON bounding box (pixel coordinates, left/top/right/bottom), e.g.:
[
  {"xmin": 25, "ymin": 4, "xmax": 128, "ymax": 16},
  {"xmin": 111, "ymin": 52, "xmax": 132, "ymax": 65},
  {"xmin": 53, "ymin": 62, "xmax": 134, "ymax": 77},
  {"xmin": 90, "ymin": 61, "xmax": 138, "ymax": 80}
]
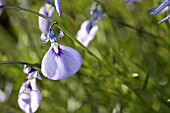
[{"xmin": 0, "ymin": 61, "xmax": 41, "ymax": 68}]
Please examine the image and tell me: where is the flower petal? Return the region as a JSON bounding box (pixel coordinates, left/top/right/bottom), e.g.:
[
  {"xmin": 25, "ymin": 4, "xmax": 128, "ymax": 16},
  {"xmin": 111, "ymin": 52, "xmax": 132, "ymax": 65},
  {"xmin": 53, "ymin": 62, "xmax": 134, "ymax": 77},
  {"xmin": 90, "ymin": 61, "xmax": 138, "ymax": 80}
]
[
  {"xmin": 150, "ymin": 0, "xmax": 169, "ymax": 16},
  {"xmin": 41, "ymin": 33, "xmax": 49, "ymax": 43},
  {"xmin": 55, "ymin": 0, "xmax": 62, "ymax": 16},
  {"xmin": 76, "ymin": 20, "xmax": 91, "ymax": 45},
  {"xmin": 39, "ymin": 4, "xmax": 54, "ymax": 34},
  {"xmin": 84, "ymin": 24, "xmax": 98, "ymax": 47},
  {"xmin": 41, "ymin": 44, "xmax": 82, "ymax": 80},
  {"xmin": 18, "ymin": 79, "xmax": 42, "ymax": 113},
  {"xmin": 76, "ymin": 20, "xmax": 98, "ymax": 47},
  {"xmin": 158, "ymin": 15, "xmax": 170, "ymax": 24}
]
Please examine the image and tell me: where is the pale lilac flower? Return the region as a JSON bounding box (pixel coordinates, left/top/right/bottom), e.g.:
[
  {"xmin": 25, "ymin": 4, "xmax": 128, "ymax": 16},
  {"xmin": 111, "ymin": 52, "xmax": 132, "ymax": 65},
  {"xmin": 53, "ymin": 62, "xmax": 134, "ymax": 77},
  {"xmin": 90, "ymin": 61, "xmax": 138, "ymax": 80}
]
[
  {"xmin": 55, "ymin": 0, "xmax": 62, "ymax": 16},
  {"xmin": 76, "ymin": 20, "xmax": 98, "ymax": 47},
  {"xmin": 18, "ymin": 66, "xmax": 42, "ymax": 113},
  {"xmin": 76, "ymin": 3, "xmax": 103, "ymax": 47},
  {"xmin": 41, "ymin": 31, "xmax": 82, "ymax": 80},
  {"xmin": 39, "ymin": 2, "xmax": 54, "ymax": 34}
]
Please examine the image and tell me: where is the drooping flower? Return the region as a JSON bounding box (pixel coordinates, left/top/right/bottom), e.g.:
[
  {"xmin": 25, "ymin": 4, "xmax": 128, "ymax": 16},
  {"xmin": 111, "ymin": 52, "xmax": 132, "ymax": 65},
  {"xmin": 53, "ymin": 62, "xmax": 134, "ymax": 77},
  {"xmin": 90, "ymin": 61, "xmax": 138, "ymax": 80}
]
[
  {"xmin": 150, "ymin": 0, "xmax": 170, "ymax": 24},
  {"xmin": 41, "ymin": 31, "xmax": 82, "ymax": 80},
  {"xmin": 76, "ymin": 20, "xmax": 98, "ymax": 47},
  {"xmin": 39, "ymin": 1, "xmax": 54, "ymax": 34},
  {"xmin": 54, "ymin": 0, "xmax": 62, "ymax": 16},
  {"xmin": 18, "ymin": 66, "xmax": 42, "ymax": 113},
  {"xmin": 76, "ymin": 3, "xmax": 103, "ymax": 47}
]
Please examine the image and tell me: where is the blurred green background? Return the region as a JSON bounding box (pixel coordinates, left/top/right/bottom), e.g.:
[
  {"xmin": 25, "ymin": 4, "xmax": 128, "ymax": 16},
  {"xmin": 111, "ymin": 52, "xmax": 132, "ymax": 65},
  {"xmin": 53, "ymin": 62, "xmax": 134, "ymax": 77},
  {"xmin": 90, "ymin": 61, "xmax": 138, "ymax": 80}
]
[{"xmin": 0, "ymin": 0, "xmax": 170, "ymax": 113}]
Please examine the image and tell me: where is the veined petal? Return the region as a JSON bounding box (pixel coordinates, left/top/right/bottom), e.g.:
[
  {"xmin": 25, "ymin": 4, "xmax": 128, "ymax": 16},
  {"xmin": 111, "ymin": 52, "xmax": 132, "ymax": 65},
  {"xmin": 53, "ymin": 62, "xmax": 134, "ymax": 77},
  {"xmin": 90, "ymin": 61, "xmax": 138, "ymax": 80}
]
[
  {"xmin": 18, "ymin": 79, "xmax": 42, "ymax": 113},
  {"xmin": 150, "ymin": 0, "xmax": 169, "ymax": 16},
  {"xmin": 41, "ymin": 44, "xmax": 82, "ymax": 80},
  {"xmin": 55, "ymin": 0, "xmax": 62, "ymax": 16}
]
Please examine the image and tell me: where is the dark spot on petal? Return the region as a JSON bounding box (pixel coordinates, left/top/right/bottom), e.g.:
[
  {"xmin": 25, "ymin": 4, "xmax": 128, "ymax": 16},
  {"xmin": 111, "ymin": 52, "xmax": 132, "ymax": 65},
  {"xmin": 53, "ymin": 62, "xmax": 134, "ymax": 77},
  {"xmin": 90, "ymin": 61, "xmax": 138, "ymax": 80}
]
[
  {"xmin": 28, "ymin": 83, "xmax": 32, "ymax": 91},
  {"xmin": 51, "ymin": 46, "xmax": 63, "ymax": 56},
  {"xmin": 86, "ymin": 21, "xmax": 93, "ymax": 33}
]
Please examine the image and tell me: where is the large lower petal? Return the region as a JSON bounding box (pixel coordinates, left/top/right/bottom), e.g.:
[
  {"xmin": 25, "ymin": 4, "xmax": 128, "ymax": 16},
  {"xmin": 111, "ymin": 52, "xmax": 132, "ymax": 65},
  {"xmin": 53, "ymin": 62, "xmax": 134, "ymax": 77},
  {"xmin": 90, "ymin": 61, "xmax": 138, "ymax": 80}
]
[
  {"xmin": 18, "ymin": 79, "xmax": 42, "ymax": 113},
  {"xmin": 41, "ymin": 44, "xmax": 82, "ymax": 80}
]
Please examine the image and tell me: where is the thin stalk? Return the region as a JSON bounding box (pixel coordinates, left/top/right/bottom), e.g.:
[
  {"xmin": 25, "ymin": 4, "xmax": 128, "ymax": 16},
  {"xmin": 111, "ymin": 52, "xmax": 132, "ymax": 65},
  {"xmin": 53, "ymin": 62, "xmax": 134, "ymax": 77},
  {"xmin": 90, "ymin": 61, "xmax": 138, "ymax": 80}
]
[{"xmin": 0, "ymin": 61, "xmax": 41, "ymax": 68}]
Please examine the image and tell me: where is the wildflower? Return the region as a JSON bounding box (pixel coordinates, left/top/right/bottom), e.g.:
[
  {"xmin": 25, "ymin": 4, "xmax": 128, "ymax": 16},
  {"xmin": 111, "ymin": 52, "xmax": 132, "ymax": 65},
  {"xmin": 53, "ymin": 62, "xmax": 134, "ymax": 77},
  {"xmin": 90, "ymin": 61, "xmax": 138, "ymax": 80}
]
[
  {"xmin": 39, "ymin": 1, "xmax": 54, "ymax": 34},
  {"xmin": 18, "ymin": 66, "xmax": 42, "ymax": 113},
  {"xmin": 76, "ymin": 3, "xmax": 103, "ymax": 47},
  {"xmin": 150, "ymin": 0, "xmax": 170, "ymax": 23},
  {"xmin": 41, "ymin": 31, "xmax": 82, "ymax": 80},
  {"xmin": 76, "ymin": 20, "xmax": 98, "ymax": 47},
  {"xmin": 54, "ymin": 0, "xmax": 62, "ymax": 16}
]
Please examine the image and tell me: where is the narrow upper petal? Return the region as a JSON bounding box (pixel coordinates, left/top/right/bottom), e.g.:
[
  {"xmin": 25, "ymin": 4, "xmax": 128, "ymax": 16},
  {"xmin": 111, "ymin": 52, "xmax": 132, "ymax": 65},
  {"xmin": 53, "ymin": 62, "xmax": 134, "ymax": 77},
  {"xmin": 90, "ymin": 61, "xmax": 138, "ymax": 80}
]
[
  {"xmin": 41, "ymin": 44, "xmax": 82, "ymax": 80},
  {"xmin": 39, "ymin": 4, "xmax": 54, "ymax": 34},
  {"xmin": 55, "ymin": 0, "xmax": 62, "ymax": 16},
  {"xmin": 150, "ymin": 0, "xmax": 169, "ymax": 16}
]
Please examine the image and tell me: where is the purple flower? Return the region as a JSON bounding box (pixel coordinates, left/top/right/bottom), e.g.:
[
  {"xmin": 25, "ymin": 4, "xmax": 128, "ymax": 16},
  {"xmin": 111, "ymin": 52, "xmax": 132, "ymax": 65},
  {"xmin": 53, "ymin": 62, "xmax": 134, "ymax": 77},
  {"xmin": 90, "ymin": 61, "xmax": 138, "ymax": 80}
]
[
  {"xmin": 18, "ymin": 66, "xmax": 42, "ymax": 113},
  {"xmin": 41, "ymin": 31, "xmax": 82, "ymax": 80},
  {"xmin": 55, "ymin": 0, "xmax": 62, "ymax": 16},
  {"xmin": 39, "ymin": 2, "xmax": 54, "ymax": 34},
  {"xmin": 76, "ymin": 20, "xmax": 98, "ymax": 47},
  {"xmin": 76, "ymin": 4, "xmax": 102, "ymax": 47}
]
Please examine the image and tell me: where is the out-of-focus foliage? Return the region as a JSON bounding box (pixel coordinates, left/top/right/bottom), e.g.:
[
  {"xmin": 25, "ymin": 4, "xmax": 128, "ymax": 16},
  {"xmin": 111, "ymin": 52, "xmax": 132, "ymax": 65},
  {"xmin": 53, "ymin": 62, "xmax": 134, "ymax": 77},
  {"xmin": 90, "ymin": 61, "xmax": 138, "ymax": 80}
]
[{"xmin": 0, "ymin": 0, "xmax": 170, "ymax": 113}]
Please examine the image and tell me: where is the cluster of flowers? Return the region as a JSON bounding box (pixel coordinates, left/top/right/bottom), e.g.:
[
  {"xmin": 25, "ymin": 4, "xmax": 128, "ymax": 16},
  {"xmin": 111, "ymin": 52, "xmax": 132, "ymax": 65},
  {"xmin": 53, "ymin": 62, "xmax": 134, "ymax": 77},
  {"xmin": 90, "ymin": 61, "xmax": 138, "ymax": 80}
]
[
  {"xmin": 18, "ymin": 0, "xmax": 83, "ymax": 112},
  {"xmin": 127, "ymin": 0, "xmax": 170, "ymax": 24}
]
